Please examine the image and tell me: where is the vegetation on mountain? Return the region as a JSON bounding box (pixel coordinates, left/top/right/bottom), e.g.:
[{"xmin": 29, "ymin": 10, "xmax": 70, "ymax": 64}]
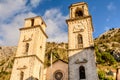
[
  {"xmin": 95, "ymin": 46, "xmax": 117, "ymax": 65},
  {"xmin": 98, "ymin": 69, "xmax": 114, "ymax": 80},
  {"xmin": 44, "ymin": 42, "xmax": 68, "ymax": 67},
  {"xmin": 0, "ymin": 47, "xmax": 16, "ymax": 80},
  {"xmin": 95, "ymin": 28, "xmax": 120, "ymax": 64},
  {"xmin": 95, "ymin": 28, "xmax": 120, "ymax": 80}
]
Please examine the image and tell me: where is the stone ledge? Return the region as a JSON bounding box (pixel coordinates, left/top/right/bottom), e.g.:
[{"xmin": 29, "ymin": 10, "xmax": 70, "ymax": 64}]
[
  {"xmin": 20, "ymin": 25, "xmax": 48, "ymax": 38},
  {"xmin": 14, "ymin": 55, "xmax": 43, "ymax": 64},
  {"xmin": 68, "ymin": 46, "xmax": 94, "ymax": 51}
]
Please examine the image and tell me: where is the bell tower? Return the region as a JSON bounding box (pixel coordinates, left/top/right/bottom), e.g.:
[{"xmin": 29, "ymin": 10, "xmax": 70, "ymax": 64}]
[
  {"xmin": 67, "ymin": 2, "xmax": 94, "ymax": 56},
  {"xmin": 66, "ymin": 2, "xmax": 98, "ymax": 80},
  {"xmin": 10, "ymin": 16, "xmax": 48, "ymax": 80}
]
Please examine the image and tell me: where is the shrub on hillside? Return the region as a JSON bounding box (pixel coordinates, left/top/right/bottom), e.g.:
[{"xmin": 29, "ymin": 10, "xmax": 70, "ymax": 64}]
[{"xmin": 95, "ymin": 46, "xmax": 116, "ymax": 65}]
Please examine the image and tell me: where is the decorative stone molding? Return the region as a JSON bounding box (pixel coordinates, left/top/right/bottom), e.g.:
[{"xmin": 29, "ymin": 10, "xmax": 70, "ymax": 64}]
[
  {"xmin": 15, "ymin": 55, "xmax": 44, "ymax": 64},
  {"xmin": 17, "ymin": 65, "xmax": 27, "ymax": 70},
  {"xmin": 66, "ymin": 16, "xmax": 91, "ymax": 23},
  {"xmin": 73, "ymin": 29, "xmax": 84, "ymax": 33},
  {"xmin": 75, "ymin": 59, "xmax": 88, "ymax": 64},
  {"xmin": 23, "ymin": 38, "xmax": 32, "ymax": 42},
  {"xmin": 20, "ymin": 25, "xmax": 48, "ymax": 38}
]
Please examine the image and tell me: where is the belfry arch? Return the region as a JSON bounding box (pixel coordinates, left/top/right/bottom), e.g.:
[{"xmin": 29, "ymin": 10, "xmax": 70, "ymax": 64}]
[{"xmin": 75, "ymin": 8, "xmax": 83, "ymax": 18}]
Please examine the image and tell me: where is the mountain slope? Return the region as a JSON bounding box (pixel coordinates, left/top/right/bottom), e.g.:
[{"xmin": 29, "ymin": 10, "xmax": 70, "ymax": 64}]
[
  {"xmin": 0, "ymin": 46, "xmax": 16, "ymax": 80},
  {"xmin": 95, "ymin": 28, "xmax": 120, "ymax": 62},
  {"xmin": 94, "ymin": 28, "xmax": 120, "ymax": 80}
]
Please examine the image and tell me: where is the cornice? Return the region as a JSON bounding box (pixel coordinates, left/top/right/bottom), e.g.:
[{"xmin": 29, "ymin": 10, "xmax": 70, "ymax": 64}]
[
  {"xmin": 69, "ymin": 2, "xmax": 87, "ymax": 8},
  {"xmin": 68, "ymin": 46, "xmax": 94, "ymax": 51},
  {"xmin": 66, "ymin": 16, "xmax": 91, "ymax": 23},
  {"xmin": 14, "ymin": 55, "xmax": 44, "ymax": 64},
  {"xmin": 19, "ymin": 25, "xmax": 48, "ymax": 38}
]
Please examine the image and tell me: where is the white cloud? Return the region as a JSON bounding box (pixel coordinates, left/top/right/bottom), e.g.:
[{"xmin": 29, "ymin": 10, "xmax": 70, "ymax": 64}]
[
  {"xmin": 0, "ymin": 12, "xmax": 37, "ymax": 46},
  {"xmin": 0, "ymin": 0, "xmax": 68, "ymax": 46},
  {"xmin": 30, "ymin": 0, "xmax": 42, "ymax": 7},
  {"xmin": 107, "ymin": 2, "xmax": 116, "ymax": 11},
  {"xmin": 0, "ymin": 0, "xmax": 26, "ymax": 21},
  {"xmin": 0, "ymin": 0, "xmax": 41, "ymax": 21},
  {"xmin": 0, "ymin": 0, "xmax": 40, "ymax": 46},
  {"xmin": 43, "ymin": 8, "xmax": 68, "ymax": 43}
]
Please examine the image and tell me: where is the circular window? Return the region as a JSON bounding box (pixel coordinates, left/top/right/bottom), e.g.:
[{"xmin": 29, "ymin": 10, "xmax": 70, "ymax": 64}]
[{"xmin": 54, "ymin": 71, "xmax": 63, "ymax": 80}]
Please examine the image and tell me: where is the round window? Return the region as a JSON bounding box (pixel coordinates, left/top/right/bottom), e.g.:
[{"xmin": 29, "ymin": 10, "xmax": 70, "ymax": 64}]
[{"xmin": 54, "ymin": 71, "xmax": 63, "ymax": 80}]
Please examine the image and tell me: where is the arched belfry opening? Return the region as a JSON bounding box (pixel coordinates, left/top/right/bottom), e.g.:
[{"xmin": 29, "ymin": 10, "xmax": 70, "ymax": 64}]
[
  {"xmin": 75, "ymin": 8, "xmax": 83, "ymax": 18},
  {"xmin": 77, "ymin": 34, "xmax": 83, "ymax": 48},
  {"xmin": 79, "ymin": 66, "xmax": 86, "ymax": 79}
]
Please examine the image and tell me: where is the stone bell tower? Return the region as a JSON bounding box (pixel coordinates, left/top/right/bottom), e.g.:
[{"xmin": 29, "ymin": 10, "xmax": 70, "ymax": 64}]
[
  {"xmin": 10, "ymin": 16, "xmax": 48, "ymax": 80},
  {"xmin": 66, "ymin": 2, "xmax": 98, "ymax": 80}
]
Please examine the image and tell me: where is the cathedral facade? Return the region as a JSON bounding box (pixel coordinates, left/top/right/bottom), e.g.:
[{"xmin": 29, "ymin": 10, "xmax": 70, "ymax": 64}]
[{"xmin": 10, "ymin": 2, "xmax": 98, "ymax": 80}]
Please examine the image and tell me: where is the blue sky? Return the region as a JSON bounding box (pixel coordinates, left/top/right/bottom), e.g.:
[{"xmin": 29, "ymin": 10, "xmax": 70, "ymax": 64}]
[{"xmin": 0, "ymin": 0, "xmax": 120, "ymax": 46}]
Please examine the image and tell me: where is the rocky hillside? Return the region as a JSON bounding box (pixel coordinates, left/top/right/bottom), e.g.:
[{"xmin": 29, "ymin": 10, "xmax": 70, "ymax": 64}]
[
  {"xmin": 0, "ymin": 46, "xmax": 16, "ymax": 80},
  {"xmin": 95, "ymin": 28, "xmax": 120, "ymax": 62},
  {"xmin": 94, "ymin": 28, "xmax": 120, "ymax": 80},
  {"xmin": 0, "ymin": 28, "xmax": 120, "ymax": 80}
]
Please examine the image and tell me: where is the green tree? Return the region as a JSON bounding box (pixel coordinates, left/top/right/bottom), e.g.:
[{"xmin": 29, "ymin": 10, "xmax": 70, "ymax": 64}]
[
  {"xmin": 98, "ymin": 70, "xmax": 105, "ymax": 80},
  {"xmin": 101, "ymin": 52, "xmax": 116, "ymax": 65}
]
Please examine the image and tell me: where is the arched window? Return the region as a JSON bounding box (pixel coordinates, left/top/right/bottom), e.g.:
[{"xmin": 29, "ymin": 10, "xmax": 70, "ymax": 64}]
[
  {"xmin": 20, "ymin": 71, "xmax": 24, "ymax": 80},
  {"xmin": 26, "ymin": 43, "xmax": 29, "ymax": 52},
  {"xmin": 75, "ymin": 8, "xmax": 83, "ymax": 18},
  {"xmin": 78, "ymin": 34, "xmax": 83, "ymax": 48},
  {"xmin": 79, "ymin": 66, "xmax": 86, "ymax": 79}
]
